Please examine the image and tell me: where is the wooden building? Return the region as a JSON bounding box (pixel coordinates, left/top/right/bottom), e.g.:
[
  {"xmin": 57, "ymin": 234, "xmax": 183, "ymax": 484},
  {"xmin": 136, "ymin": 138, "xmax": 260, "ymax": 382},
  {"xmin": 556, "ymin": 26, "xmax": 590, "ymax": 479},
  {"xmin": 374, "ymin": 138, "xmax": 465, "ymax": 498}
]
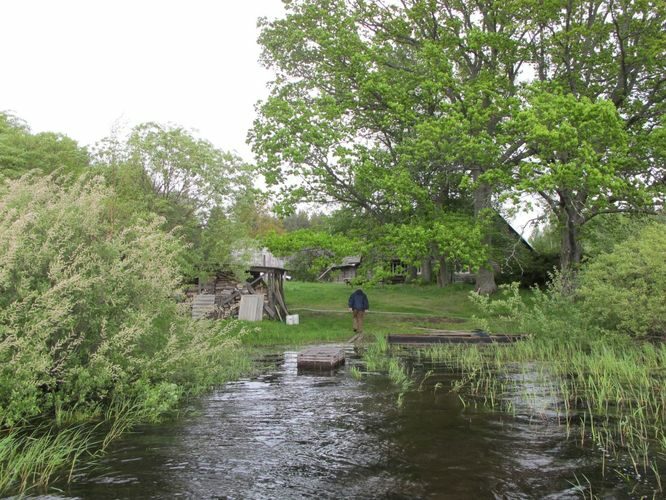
[
  {"xmin": 317, "ymin": 255, "xmax": 362, "ymax": 283},
  {"xmin": 190, "ymin": 249, "xmax": 289, "ymax": 321}
]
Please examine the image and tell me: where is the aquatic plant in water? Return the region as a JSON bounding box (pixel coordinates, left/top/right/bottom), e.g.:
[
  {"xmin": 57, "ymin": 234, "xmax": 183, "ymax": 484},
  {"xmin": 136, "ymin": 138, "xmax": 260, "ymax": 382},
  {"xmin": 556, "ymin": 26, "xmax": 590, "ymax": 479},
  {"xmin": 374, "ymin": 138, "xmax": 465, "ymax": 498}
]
[{"xmin": 422, "ymin": 338, "xmax": 665, "ymax": 494}]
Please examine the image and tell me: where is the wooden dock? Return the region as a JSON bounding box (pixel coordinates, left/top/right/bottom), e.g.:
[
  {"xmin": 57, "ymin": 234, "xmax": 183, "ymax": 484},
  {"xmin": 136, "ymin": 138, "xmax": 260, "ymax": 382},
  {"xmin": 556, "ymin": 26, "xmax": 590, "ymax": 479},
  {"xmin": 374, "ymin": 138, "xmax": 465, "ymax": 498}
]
[
  {"xmin": 297, "ymin": 346, "xmax": 346, "ymax": 370},
  {"xmin": 388, "ymin": 330, "xmax": 525, "ymax": 345}
]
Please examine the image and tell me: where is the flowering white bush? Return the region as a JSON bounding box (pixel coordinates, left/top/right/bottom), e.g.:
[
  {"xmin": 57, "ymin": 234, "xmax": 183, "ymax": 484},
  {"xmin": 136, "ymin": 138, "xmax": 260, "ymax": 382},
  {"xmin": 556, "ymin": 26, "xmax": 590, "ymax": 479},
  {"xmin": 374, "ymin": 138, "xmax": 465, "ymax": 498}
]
[{"xmin": 0, "ymin": 174, "xmax": 246, "ymax": 427}]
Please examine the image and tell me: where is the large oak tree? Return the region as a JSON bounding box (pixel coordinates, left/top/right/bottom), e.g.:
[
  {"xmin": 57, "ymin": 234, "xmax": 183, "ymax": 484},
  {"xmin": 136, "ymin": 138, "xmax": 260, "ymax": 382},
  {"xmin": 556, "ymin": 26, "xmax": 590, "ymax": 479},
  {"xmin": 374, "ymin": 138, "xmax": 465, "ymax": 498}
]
[
  {"xmin": 251, "ymin": 0, "xmax": 664, "ymax": 287},
  {"xmin": 252, "ymin": 0, "xmax": 538, "ymax": 292}
]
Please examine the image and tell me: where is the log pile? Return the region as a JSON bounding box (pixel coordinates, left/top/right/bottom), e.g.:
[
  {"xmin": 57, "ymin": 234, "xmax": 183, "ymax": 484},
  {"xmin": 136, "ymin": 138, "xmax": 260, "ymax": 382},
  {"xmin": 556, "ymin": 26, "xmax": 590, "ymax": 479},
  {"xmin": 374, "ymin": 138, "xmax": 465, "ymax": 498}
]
[{"xmin": 190, "ymin": 269, "xmax": 288, "ymax": 321}]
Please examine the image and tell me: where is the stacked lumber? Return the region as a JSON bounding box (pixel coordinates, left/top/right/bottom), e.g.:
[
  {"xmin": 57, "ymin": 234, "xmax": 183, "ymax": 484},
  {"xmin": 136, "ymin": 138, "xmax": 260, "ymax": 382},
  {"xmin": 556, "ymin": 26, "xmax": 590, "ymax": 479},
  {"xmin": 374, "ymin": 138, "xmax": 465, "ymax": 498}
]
[
  {"xmin": 191, "ymin": 294, "xmax": 216, "ymax": 319},
  {"xmin": 387, "ymin": 330, "xmax": 525, "ymax": 344}
]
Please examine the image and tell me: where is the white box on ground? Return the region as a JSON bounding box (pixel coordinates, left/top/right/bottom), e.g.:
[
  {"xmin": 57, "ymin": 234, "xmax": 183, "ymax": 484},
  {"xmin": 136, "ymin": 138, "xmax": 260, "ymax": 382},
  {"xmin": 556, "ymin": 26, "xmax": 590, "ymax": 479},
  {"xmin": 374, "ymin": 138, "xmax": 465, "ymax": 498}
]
[{"xmin": 286, "ymin": 314, "xmax": 299, "ymax": 325}]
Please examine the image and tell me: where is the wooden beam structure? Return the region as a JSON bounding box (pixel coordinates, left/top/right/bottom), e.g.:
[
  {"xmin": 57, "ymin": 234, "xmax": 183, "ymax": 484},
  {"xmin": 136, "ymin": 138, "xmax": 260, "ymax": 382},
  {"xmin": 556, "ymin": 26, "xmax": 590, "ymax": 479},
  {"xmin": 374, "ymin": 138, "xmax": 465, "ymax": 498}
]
[
  {"xmin": 297, "ymin": 346, "xmax": 346, "ymax": 370},
  {"xmin": 387, "ymin": 331, "xmax": 525, "ymax": 345},
  {"xmin": 191, "ymin": 268, "xmax": 289, "ymax": 321}
]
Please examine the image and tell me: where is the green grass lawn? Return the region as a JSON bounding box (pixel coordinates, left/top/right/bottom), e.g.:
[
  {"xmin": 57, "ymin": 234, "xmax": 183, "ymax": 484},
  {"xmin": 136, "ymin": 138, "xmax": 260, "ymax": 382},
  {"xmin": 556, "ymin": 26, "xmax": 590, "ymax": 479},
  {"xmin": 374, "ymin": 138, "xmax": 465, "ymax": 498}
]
[{"xmin": 242, "ymin": 281, "xmax": 497, "ymax": 346}]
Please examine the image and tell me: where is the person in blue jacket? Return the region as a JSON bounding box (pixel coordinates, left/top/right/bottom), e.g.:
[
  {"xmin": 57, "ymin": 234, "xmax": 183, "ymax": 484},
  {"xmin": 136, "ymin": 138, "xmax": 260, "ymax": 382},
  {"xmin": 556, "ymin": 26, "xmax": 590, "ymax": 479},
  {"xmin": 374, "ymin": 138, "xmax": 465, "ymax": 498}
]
[{"xmin": 348, "ymin": 288, "xmax": 369, "ymax": 334}]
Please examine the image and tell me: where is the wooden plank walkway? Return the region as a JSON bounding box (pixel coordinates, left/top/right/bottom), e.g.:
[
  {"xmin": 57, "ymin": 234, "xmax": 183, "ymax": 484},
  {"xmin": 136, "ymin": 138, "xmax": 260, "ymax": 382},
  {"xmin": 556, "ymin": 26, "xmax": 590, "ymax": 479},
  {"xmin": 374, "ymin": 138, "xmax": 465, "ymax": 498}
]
[
  {"xmin": 388, "ymin": 330, "xmax": 525, "ymax": 345},
  {"xmin": 297, "ymin": 346, "xmax": 346, "ymax": 370}
]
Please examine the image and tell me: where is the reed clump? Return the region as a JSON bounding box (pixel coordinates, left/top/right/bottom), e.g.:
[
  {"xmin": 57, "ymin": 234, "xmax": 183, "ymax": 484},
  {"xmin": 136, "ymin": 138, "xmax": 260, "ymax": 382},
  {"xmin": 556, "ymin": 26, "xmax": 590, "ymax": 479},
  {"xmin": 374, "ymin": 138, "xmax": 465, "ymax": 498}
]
[
  {"xmin": 420, "ymin": 277, "xmax": 666, "ymax": 492},
  {"xmin": 0, "ymin": 425, "xmax": 95, "ymax": 494},
  {"xmin": 358, "ymin": 333, "xmax": 412, "ymax": 391},
  {"xmin": 423, "ymin": 337, "xmax": 665, "ymax": 487},
  {"xmin": 361, "ymin": 265, "xmax": 665, "ymax": 493}
]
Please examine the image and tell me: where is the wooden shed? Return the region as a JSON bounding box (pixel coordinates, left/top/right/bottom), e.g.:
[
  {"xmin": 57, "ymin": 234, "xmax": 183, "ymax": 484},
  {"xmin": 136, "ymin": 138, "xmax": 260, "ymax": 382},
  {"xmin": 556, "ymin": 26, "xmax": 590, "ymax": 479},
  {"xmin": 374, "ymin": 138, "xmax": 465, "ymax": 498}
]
[
  {"xmin": 317, "ymin": 255, "xmax": 362, "ymax": 283},
  {"xmin": 190, "ymin": 249, "xmax": 289, "ymax": 321}
]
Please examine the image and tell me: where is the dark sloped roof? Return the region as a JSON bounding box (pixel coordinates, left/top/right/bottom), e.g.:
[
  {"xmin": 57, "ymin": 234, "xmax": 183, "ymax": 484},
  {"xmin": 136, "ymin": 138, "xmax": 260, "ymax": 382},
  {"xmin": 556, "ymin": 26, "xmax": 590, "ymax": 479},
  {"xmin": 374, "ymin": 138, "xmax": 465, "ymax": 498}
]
[{"xmin": 340, "ymin": 255, "xmax": 362, "ymax": 266}]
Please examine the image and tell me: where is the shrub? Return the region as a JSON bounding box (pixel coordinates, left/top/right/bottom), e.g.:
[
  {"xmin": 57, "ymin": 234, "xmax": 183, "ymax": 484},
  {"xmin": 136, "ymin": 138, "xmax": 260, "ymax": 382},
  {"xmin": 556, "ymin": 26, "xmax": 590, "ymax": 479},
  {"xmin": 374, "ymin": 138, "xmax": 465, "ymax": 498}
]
[
  {"xmin": 577, "ymin": 223, "xmax": 666, "ymax": 338},
  {"xmin": 469, "ymin": 272, "xmax": 590, "ymax": 341},
  {"xmin": 0, "ymin": 174, "xmax": 247, "ymax": 427}
]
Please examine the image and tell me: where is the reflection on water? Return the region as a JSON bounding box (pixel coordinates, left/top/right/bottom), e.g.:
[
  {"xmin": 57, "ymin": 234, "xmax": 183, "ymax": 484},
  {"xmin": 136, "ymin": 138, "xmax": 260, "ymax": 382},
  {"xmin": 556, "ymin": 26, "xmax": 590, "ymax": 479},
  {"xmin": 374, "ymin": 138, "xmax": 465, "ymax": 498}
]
[{"xmin": 53, "ymin": 350, "xmax": 642, "ymax": 499}]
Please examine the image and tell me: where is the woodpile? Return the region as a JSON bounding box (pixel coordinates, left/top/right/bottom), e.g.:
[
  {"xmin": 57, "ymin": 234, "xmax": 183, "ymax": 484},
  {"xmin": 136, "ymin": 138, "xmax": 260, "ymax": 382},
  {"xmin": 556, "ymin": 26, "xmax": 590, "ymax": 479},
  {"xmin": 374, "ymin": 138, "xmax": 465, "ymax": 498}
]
[{"xmin": 189, "ymin": 268, "xmax": 288, "ymax": 321}]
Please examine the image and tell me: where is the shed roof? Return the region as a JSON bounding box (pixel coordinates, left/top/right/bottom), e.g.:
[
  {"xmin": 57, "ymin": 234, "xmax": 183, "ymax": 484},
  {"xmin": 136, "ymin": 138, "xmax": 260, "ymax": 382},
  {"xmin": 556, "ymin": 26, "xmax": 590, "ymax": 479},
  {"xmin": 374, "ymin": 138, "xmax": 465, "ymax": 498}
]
[
  {"xmin": 232, "ymin": 247, "xmax": 288, "ymax": 269},
  {"xmin": 340, "ymin": 255, "xmax": 362, "ymax": 266}
]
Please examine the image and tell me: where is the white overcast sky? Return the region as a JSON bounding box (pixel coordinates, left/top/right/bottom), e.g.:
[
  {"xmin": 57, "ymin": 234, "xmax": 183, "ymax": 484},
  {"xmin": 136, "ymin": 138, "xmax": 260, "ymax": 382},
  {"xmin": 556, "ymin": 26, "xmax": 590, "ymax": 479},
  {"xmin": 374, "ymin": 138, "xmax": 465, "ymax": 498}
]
[
  {"xmin": 1, "ymin": 0, "xmax": 284, "ymax": 161},
  {"xmin": 1, "ymin": 0, "xmax": 540, "ymax": 233}
]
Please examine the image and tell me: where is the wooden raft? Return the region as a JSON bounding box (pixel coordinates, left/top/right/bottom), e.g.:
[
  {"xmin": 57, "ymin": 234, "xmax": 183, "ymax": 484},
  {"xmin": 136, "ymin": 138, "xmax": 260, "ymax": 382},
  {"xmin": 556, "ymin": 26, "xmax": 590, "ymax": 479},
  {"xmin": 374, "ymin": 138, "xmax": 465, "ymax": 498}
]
[
  {"xmin": 388, "ymin": 330, "xmax": 525, "ymax": 345},
  {"xmin": 297, "ymin": 346, "xmax": 346, "ymax": 370}
]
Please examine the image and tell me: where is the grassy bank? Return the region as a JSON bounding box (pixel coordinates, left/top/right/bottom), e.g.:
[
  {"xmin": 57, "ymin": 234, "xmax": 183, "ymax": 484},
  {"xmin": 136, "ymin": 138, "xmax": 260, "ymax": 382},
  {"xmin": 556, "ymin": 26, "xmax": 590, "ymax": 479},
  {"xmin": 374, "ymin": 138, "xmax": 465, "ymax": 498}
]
[{"xmin": 243, "ymin": 281, "xmax": 497, "ymax": 346}]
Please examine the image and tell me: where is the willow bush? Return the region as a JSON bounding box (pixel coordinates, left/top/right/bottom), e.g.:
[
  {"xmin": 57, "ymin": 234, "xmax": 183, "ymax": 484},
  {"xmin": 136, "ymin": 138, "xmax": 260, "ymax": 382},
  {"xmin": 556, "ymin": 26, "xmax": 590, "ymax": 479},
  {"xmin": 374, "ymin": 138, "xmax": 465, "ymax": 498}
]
[
  {"xmin": 0, "ymin": 174, "xmax": 247, "ymax": 428},
  {"xmin": 578, "ymin": 223, "xmax": 666, "ymax": 338},
  {"xmin": 472, "ymin": 220, "xmax": 665, "ymax": 341}
]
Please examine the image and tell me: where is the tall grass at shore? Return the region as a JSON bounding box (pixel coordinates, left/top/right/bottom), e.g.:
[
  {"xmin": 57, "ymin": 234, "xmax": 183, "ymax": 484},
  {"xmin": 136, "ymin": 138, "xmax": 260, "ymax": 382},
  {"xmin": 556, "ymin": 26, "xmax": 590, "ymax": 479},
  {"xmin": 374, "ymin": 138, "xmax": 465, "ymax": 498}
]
[
  {"xmin": 0, "ymin": 341, "xmax": 252, "ymax": 496},
  {"xmin": 352, "ymin": 262, "xmax": 664, "ymax": 492},
  {"xmin": 0, "ymin": 425, "xmax": 95, "ymax": 494},
  {"xmin": 352, "ymin": 277, "xmax": 665, "ymax": 491},
  {"xmin": 420, "ymin": 337, "xmax": 665, "ymax": 485}
]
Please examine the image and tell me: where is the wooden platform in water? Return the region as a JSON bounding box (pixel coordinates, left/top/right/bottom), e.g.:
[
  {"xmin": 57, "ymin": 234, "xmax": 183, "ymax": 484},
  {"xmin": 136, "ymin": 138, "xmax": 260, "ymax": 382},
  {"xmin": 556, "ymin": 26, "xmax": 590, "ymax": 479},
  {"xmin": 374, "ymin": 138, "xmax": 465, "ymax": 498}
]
[
  {"xmin": 388, "ymin": 330, "xmax": 525, "ymax": 345},
  {"xmin": 297, "ymin": 346, "xmax": 346, "ymax": 370}
]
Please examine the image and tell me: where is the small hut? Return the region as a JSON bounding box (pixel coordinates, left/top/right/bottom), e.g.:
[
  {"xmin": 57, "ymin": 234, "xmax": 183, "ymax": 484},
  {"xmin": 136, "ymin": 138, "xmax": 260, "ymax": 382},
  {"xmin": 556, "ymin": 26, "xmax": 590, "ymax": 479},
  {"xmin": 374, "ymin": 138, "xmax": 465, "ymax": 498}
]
[
  {"xmin": 317, "ymin": 255, "xmax": 362, "ymax": 283},
  {"xmin": 190, "ymin": 249, "xmax": 289, "ymax": 321}
]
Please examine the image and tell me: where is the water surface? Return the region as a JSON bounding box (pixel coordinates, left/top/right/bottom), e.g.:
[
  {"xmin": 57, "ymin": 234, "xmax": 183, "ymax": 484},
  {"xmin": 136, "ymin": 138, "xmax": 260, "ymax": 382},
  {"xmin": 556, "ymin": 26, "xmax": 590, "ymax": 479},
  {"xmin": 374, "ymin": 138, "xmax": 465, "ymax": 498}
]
[{"xmin": 52, "ymin": 349, "xmax": 647, "ymax": 498}]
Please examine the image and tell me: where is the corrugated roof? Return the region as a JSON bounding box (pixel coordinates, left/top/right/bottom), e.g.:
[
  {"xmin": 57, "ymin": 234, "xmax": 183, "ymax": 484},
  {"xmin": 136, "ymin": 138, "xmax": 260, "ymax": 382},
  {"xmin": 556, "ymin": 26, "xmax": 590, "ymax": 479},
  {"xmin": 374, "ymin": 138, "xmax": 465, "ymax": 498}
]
[{"xmin": 340, "ymin": 255, "xmax": 362, "ymax": 266}]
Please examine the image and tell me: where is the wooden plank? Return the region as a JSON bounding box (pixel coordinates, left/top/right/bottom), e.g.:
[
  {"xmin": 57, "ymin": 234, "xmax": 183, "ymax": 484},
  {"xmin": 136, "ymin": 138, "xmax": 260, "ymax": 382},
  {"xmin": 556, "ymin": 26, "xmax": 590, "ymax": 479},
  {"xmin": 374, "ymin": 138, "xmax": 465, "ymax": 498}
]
[
  {"xmin": 275, "ymin": 286, "xmax": 289, "ymax": 317},
  {"xmin": 387, "ymin": 332, "xmax": 525, "ymax": 345},
  {"xmin": 263, "ymin": 303, "xmax": 277, "ymax": 320},
  {"xmin": 238, "ymin": 295, "xmax": 264, "ymax": 321},
  {"xmin": 297, "ymin": 346, "xmax": 345, "ymax": 369},
  {"xmin": 191, "ymin": 294, "xmax": 216, "ymax": 319}
]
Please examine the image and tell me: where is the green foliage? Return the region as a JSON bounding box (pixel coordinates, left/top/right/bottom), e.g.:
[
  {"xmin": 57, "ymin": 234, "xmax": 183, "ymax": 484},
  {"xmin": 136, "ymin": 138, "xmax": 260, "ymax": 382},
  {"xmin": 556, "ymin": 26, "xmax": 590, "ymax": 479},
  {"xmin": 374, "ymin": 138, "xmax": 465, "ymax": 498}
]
[
  {"xmin": 93, "ymin": 122, "xmax": 265, "ymax": 280},
  {"xmin": 126, "ymin": 122, "xmax": 251, "ymax": 216},
  {"xmin": 431, "ymin": 214, "xmax": 487, "ymax": 270},
  {"xmin": 472, "ymin": 220, "xmax": 666, "ymax": 340},
  {"xmin": 530, "ymin": 223, "xmax": 560, "ymax": 256},
  {"xmin": 250, "ymin": 0, "xmax": 530, "ymax": 285},
  {"xmin": 0, "ymin": 113, "xmax": 89, "ymax": 180},
  {"xmin": 230, "ymin": 188, "xmax": 284, "ymax": 239},
  {"xmin": 512, "ymin": 90, "xmax": 632, "ymax": 207},
  {"xmin": 93, "ymin": 122, "xmax": 252, "ymax": 220},
  {"xmin": 581, "ymin": 214, "xmax": 659, "ymax": 260},
  {"xmin": 506, "ymin": 90, "xmax": 645, "ymax": 271},
  {"xmin": 0, "ymin": 174, "xmax": 249, "ymax": 428},
  {"xmin": 368, "ymin": 214, "xmax": 487, "ymax": 285},
  {"xmin": 469, "ymin": 270, "xmax": 589, "ymax": 340},
  {"xmin": 578, "ymin": 223, "xmax": 666, "ymax": 337},
  {"xmin": 262, "ymin": 229, "xmax": 365, "ymax": 280},
  {"xmin": 281, "ymin": 209, "xmax": 328, "ymax": 232},
  {"xmin": 253, "ymin": 0, "xmax": 665, "ymax": 284}
]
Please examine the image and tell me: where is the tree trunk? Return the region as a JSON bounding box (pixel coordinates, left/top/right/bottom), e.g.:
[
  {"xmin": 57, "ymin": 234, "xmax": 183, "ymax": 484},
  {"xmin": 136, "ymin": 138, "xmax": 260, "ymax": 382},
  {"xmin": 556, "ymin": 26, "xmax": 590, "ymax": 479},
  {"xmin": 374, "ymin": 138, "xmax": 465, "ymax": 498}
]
[
  {"xmin": 560, "ymin": 203, "xmax": 584, "ymax": 275},
  {"xmin": 560, "ymin": 219, "xmax": 582, "ymax": 272},
  {"xmin": 405, "ymin": 265, "xmax": 418, "ymax": 283},
  {"xmin": 421, "ymin": 256, "xmax": 433, "ymax": 284},
  {"xmin": 436, "ymin": 256, "xmax": 451, "ymax": 288},
  {"xmin": 473, "ymin": 172, "xmax": 498, "ymax": 295}
]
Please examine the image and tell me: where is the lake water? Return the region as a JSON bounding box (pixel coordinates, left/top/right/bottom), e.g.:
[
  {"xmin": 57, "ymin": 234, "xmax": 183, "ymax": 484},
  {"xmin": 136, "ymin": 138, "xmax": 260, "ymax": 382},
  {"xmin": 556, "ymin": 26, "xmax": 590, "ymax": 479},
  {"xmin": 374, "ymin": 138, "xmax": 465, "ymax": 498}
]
[{"xmin": 50, "ymin": 349, "xmax": 659, "ymax": 499}]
